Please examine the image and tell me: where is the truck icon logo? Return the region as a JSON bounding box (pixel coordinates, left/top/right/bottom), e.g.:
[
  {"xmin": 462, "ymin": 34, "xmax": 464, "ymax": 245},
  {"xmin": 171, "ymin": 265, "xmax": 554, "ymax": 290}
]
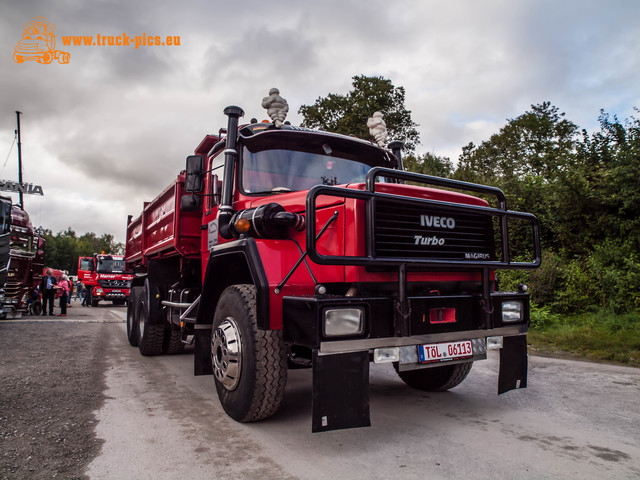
[{"xmin": 13, "ymin": 17, "xmax": 70, "ymax": 64}]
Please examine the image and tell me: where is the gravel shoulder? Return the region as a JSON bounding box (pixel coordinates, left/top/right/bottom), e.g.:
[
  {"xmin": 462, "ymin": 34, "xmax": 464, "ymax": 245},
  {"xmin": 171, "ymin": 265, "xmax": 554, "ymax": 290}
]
[{"xmin": 0, "ymin": 320, "xmax": 114, "ymax": 479}]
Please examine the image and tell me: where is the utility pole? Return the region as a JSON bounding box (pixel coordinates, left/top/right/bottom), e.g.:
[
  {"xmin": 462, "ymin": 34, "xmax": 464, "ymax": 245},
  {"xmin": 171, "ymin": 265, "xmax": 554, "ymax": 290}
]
[{"xmin": 15, "ymin": 111, "xmax": 23, "ymax": 208}]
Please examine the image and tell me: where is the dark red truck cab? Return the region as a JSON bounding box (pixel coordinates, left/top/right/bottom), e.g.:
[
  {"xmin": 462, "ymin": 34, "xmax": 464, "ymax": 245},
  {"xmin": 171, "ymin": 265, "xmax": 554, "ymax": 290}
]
[
  {"xmin": 1, "ymin": 204, "xmax": 45, "ymax": 318},
  {"xmin": 125, "ymin": 106, "xmax": 540, "ymax": 431}
]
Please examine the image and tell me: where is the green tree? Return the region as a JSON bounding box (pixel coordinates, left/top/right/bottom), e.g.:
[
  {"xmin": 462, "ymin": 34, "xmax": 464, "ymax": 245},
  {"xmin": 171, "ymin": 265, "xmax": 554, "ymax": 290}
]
[
  {"xmin": 457, "ymin": 102, "xmax": 640, "ymax": 313},
  {"xmin": 299, "ymin": 75, "xmax": 420, "ymax": 152},
  {"xmin": 404, "ymin": 152, "xmax": 454, "ymax": 178},
  {"xmin": 453, "ymin": 102, "xmax": 579, "ymax": 251},
  {"xmin": 43, "ymin": 229, "xmax": 124, "ymax": 274}
]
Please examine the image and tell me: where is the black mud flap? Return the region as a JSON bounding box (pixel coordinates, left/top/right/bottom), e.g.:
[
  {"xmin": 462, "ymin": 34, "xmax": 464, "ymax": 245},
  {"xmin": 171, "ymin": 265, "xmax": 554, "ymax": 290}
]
[
  {"xmin": 312, "ymin": 350, "xmax": 371, "ymax": 433},
  {"xmin": 498, "ymin": 335, "xmax": 528, "ymax": 394},
  {"xmin": 194, "ymin": 325, "xmax": 213, "ymax": 376}
]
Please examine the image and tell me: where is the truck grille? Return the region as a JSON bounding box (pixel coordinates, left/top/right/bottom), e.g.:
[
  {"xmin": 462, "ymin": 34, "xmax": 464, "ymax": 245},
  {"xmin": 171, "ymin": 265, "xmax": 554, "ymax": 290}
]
[
  {"xmin": 98, "ymin": 279, "xmax": 131, "ymax": 288},
  {"xmin": 3, "ymin": 281, "xmax": 22, "ymax": 299},
  {"xmin": 372, "ymin": 199, "xmax": 496, "ymax": 261}
]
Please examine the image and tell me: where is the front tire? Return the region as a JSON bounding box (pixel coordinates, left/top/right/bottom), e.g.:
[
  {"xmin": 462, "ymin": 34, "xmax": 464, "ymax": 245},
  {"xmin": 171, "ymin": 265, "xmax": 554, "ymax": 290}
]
[
  {"xmin": 211, "ymin": 284, "xmax": 287, "ymax": 422},
  {"xmin": 395, "ymin": 362, "xmax": 473, "ymax": 392}
]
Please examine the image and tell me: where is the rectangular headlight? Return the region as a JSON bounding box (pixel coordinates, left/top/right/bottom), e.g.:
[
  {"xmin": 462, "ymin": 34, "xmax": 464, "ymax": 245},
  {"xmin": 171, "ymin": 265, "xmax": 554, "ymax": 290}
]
[
  {"xmin": 374, "ymin": 347, "xmax": 400, "ymax": 363},
  {"xmin": 487, "ymin": 336, "xmax": 504, "ymax": 350},
  {"xmin": 323, "ymin": 307, "xmax": 364, "ymax": 337},
  {"xmin": 502, "ymin": 301, "xmax": 523, "ymax": 323}
]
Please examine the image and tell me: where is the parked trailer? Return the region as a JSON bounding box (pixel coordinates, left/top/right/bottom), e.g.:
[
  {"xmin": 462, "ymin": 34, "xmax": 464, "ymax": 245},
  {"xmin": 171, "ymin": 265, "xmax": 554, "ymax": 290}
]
[{"xmin": 125, "ymin": 100, "xmax": 540, "ymax": 431}]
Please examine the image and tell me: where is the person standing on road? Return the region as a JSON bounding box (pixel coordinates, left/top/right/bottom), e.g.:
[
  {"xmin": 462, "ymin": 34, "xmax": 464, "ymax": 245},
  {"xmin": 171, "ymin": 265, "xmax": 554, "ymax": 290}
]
[
  {"xmin": 75, "ymin": 280, "xmax": 83, "ymax": 301},
  {"xmin": 82, "ymin": 285, "xmax": 92, "ymax": 307},
  {"xmin": 58, "ymin": 274, "xmax": 70, "ymax": 317},
  {"xmin": 40, "ymin": 268, "xmax": 57, "ymax": 316},
  {"xmin": 67, "ymin": 277, "xmax": 74, "ymax": 308}
]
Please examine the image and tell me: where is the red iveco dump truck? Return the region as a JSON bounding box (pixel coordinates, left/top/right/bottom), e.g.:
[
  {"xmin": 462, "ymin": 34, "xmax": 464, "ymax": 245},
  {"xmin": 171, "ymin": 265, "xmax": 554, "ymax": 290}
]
[
  {"xmin": 78, "ymin": 254, "xmax": 133, "ymax": 306},
  {"xmin": 125, "ymin": 106, "xmax": 540, "ymax": 432}
]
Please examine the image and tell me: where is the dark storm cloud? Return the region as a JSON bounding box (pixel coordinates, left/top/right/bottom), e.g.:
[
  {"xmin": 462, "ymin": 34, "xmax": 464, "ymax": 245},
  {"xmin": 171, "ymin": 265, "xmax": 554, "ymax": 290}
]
[
  {"xmin": 3, "ymin": 0, "xmax": 639, "ymax": 241},
  {"xmin": 201, "ymin": 27, "xmax": 319, "ymax": 87}
]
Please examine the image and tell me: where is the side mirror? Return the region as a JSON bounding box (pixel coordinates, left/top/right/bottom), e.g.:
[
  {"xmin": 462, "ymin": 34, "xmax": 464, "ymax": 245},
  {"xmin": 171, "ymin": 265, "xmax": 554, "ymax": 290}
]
[
  {"xmin": 180, "ymin": 194, "xmax": 202, "ymax": 212},
  {"xmin": 185, "ymin": 155, "xmax": 205, "ymax": 193}
]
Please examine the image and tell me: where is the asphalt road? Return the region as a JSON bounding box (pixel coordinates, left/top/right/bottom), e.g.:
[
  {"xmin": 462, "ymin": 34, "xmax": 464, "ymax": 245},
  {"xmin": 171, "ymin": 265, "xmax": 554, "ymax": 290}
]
[{"xmin": 3, "ymin": 304, "xmax": 640, "ymax": 479}]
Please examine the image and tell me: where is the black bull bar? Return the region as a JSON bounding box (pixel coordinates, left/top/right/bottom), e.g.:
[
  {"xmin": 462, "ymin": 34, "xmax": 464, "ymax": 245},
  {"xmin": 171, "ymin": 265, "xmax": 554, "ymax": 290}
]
[{"xmin": 301, "ymin": 168, "xmax": 540, "ymax": 432}]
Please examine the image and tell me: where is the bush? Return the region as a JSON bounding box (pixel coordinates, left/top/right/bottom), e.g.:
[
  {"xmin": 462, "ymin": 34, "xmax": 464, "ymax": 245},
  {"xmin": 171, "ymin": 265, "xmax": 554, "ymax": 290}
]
[
  {"xmin": 497, "ymin": 250, "xmax": 562, "ymax": 306},
  {"xmin": 556, "ymin": 241, "xmax": 640, "ymax": 313}
]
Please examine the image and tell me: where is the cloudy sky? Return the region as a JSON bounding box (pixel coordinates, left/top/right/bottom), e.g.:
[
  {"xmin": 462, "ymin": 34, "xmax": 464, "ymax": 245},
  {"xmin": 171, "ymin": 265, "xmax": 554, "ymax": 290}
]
[{"xmin": 1, "ymin": 0, "xmax": 638, "ymax": 243}]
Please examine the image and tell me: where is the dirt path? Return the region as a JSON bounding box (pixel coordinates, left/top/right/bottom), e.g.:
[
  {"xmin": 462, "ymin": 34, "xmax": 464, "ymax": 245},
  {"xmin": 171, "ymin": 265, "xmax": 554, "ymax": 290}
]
[{"xmin": 0, "ymin": 320, "xmax": 115, "ymax": 479}]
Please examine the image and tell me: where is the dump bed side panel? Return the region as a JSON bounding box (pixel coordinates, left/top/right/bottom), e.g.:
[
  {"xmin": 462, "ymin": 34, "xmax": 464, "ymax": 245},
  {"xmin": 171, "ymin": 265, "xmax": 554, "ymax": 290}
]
[
  {"xmin": 125, "ymin": 214, "xmax": 143, "ymax": 270},
  {"xmin": 125, "ymin": 173, "xmax": 202, "ymax": 271},
  {"xmin": 144, "ymin": 181, "xmax": 177, "ymax": 258}
]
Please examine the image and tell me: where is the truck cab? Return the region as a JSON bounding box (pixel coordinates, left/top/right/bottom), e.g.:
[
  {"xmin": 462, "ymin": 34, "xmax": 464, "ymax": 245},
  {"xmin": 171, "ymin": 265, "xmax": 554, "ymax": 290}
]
[
  {"xmin": 78, "ymin": 254, "xmax": 133, "ymax": 306},
  {"xmin": 1, "ymin": 205, "xmax": 44, "ymax": 318}
]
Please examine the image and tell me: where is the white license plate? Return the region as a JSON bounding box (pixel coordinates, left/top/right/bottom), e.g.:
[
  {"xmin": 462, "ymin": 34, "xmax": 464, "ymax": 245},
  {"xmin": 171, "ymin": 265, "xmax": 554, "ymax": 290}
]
[
  {"xmin": 111, "ymin": 290, "xmax": 121, "ymax": 293},
  {"xmin": 418, "ymin": 340, "xmax": 473, "ymax": 363}
]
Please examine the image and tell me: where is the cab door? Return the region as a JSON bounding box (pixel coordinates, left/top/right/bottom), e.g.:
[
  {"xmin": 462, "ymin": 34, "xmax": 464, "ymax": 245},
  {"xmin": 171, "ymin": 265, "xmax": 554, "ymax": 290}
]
[
  {"xmin": 200, "ymin": 153, "xmax": 225, "ymax": 282},
  {"xmin": 77, "ymin": 256, "xmax": 96, "ymax": 287}
]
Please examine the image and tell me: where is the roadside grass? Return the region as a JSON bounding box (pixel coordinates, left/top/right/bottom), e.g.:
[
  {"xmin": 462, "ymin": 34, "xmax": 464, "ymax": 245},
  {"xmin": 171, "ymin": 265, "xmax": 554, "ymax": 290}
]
[{"xmin": 527, "ymin": 306, "xmax": 640, "ymax": 366}]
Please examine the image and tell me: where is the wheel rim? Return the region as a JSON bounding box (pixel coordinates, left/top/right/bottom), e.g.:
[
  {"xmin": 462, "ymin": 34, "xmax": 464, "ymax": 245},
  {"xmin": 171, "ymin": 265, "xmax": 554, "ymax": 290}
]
[{"xmin": 212, "ymin": 317, "xmax": 242, "ymax": 391}]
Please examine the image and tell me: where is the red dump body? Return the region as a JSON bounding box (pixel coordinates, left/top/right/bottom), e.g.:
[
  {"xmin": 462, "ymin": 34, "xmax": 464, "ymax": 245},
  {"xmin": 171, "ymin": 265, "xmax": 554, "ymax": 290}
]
[{"xmin": 125, "ymin": 171, "xmax": 201, "ymax": 271}]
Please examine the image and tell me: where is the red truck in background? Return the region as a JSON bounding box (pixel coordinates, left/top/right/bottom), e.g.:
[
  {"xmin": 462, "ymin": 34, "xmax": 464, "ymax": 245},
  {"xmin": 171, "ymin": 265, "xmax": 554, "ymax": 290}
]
[
  {"xmin": 125, "ymin": 103, "xmax": 540, "ymax": 432},
  {"xmin": 1, "ymin": 204, "xmax": 45, "ymax": 318},
  {"xmin": 78, "ymin": 254, "xmax": 133, "ymax": 306}
]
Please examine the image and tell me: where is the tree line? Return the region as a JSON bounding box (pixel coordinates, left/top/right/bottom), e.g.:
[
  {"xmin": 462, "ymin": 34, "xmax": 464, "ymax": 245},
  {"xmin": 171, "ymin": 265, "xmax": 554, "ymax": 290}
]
[
  {"xmin": 40, "ymin": 76, "xmax": 639, "ymax": 314},
  {"xmin": 41, "ymin": 228, "xmax": 124, "ymax": 275},
  {"xmin": 301, "ymin": 76, "xmax": 640, "ymax": 314}
]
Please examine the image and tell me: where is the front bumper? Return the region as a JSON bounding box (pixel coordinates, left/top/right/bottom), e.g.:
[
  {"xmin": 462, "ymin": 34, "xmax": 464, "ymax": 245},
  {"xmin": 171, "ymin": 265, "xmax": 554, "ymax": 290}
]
[
  {"xmin": 95, "ymin": 290, "xmax": 129, "ymax": 300},
  {"xmin": 283, "ymin": 292, "xmax": 530, "ymax": 432},
  {"xmin": 283, "ymin": 292, "xmax": 529, "ymax": 357}
]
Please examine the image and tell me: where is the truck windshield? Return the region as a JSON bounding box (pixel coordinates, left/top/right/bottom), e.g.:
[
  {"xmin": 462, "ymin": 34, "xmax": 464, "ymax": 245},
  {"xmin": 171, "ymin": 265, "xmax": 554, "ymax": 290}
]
[
  {"xmin": 96, "ymin": 259, "xmax": 125, "ymax": 273},
  {"xmin": 242, "ymin": 148, "xmax": 377, "ymax": 194}
]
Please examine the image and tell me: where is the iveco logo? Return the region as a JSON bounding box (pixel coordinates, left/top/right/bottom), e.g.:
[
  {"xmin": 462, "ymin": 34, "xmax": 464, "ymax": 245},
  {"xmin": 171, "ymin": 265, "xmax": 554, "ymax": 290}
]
[{"xmin": 420, "ymin": 215, "xmax": 455, "ymax": 229}]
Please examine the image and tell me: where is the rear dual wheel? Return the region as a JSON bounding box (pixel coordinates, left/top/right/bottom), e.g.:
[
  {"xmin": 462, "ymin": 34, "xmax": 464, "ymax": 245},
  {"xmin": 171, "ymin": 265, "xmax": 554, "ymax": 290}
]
[
  {"xmin": 163, "ymin": 322, "xmax": 184, "ymax": 355},
  {"xmin": 128, "ymin": 281, "xmax": 185, "ymax": 355},
  {"xmin": 211, "ymin": 284, "xmax": 287, "ymax": 422},
  {"xmin": 126, "ymin": 290, "xmax": 139, "ymax": 347},
  {"xmin": 137, "ymin": 281, "xmax": 164, "ymax": 356}
]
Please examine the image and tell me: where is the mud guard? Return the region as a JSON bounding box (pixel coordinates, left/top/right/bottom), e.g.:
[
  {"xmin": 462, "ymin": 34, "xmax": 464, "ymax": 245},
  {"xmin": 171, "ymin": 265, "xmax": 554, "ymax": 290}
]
[
  {"xmin": 194, "ymin": 325, "xmax": 213, "ymax": 376},
  {"xmin": 498, "ymin": 335, "xmax": 528, "ymax": 394},
  {"xmin": 312, "ymin": 350, "xmax": 370, "ymax": 432}
]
